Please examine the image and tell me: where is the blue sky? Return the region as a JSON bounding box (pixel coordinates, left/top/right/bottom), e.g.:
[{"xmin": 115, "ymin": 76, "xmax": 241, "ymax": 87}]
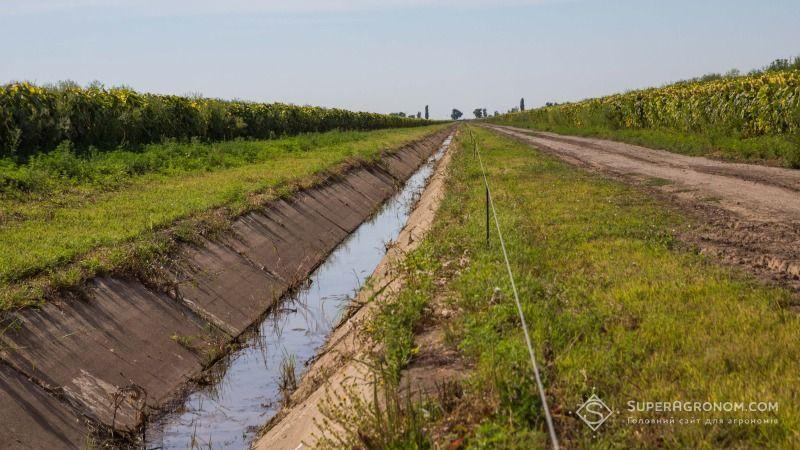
[{"xmin": 2, "ymin": 0, "xmax": 799, "ymax": 119}]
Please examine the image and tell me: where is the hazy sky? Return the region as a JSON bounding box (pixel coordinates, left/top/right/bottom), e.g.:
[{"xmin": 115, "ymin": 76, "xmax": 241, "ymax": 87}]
[{"xmin": 2, "ymin": 0, "xmax": 799, "ymax": 119}]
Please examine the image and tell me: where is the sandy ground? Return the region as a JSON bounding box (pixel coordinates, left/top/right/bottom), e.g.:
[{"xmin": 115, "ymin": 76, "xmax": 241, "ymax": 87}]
[
  {"xmin": 485, "ymin": 124, "xmax": 800, "ymax": 294},
  {"xmin": 252, "ymin": 133, "xmax": 457, "ymax": 449}
]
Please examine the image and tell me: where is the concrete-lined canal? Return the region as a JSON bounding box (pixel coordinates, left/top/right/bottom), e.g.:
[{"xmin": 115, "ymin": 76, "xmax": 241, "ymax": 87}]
[{"xmin": 146, "ymin": 135, "xmax": 452, "ymax": 449}]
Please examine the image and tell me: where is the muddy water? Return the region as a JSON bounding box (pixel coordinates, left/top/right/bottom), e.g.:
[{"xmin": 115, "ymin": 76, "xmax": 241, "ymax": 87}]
[{"xmin": 146, "ymin": 136, "xmax": 452, "ymax": 449}]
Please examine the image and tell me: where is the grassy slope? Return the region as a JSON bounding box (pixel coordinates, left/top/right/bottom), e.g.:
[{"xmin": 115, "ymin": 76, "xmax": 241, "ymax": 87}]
[
  {"xmin": 487, "ymin": 117, "xmax": 800, "ymax": 168},
  {"xmin": 364, "ymin": 125, "xmax": 798, "ymax": 448},
  {"xmin": 0, "ymin": 125, "xmax": 446, "ymax": 309}
]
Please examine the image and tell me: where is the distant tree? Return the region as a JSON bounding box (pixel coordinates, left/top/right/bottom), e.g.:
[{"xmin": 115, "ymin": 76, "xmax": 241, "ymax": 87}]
[
  {"xmin": 451, "ymin": 109, "xmax": 463, "ymax": 120},
  {"xmin": 725, "ymin": 68, "xmax": 741, "ymax": 78},
  {"xmin": 482, "ymin": 108, "xmax": 487, "ymax": 117},
  {"xmin": 417, "ymin": 112, "xmax": 421, "ymax": 119},
  {"xmin": 763, "ymin": 57, "xmax": 800, "ymax": 72},
  {"xmin": 520, "ymin": 98, "xmax": 525, "ymax": 111},
  {"xmin": 698, "ymin": 73, "xmax": 723, "ymax": 82},
  {"xmin": 390, "ymin": 112, "xmax": 406, "ymax": 117},
  {"xmin": 424, "ymin": 105, "xmax": 429, "ymax": 120},
  {"xmin": 473, "ymin": 108, "xmax": 483, "ymax": 119},
  {"xmin": 494, "ymin": 110, "xmax": 500, "ymax": 117},
  {"xmin": 765, "ymin": 58, "xmax": 791, "ymax": 72},
  {"xmin": 510, "ymin": 107, "xmax": 519, "ymax": 113},
  {"xmin": 670, "ymin": 55, "xmax": 799, "ymax": 85}
]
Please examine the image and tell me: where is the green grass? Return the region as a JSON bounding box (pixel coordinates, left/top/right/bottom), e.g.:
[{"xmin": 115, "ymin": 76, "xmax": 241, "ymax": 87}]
[
  {"xmin": 359, "ymin": 125, "xmax": 799, "ymax": 448},
  {"xmin": 318, "ymin": 233, "xmax": 446, "ymax": 449},
  {"xmin": 488, "ymin": 118, "xmax": 800, "ymax": 168},
  {"xmin": 1, "ymin": 130, "xmax": 402, "ymax": 200},
  {"xmin": 0, "ymin": 125, "xmax": 447, "ymax": 309}
]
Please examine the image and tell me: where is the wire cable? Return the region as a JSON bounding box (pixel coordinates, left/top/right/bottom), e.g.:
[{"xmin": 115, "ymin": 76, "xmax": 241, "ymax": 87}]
[{"xmin": 471, "ymin": 128, "xmax": 560, "ymax": 450}]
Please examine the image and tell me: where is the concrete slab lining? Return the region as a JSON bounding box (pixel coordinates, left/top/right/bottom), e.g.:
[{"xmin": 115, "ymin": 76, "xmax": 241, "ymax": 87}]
[
  {"xmin": 0, "ymin": 363, "xmax": 91, "ymax": 449},
  {"xmin": 0, "ymin": 127, "xmax": 453, "ymax": 446}
]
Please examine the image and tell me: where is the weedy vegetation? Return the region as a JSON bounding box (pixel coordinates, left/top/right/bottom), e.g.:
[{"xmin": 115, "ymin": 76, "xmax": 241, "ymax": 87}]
[
  {"xmin": 316, "ymin": 369, "xmax": 438, "ymax": 449},
  {"xmin": 328, "ymin": 126, "xmax": 799, "ymax": 448},
  {"xmin": 279, "ymin": 354, "xmax": 298, "ymax": 407}
]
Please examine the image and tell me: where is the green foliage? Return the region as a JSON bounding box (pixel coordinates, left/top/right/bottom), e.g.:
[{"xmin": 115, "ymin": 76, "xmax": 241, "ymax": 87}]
[
  {"xmin": 0, "ymin": 125, "xmax": 445, "ymax": 308},
  {"xmin": 490, "ymin": 69, "xmax": 800, "ymax": 167},
  {"xmin": 494, "ymin": 70, "xmax": 800, "ymax": 136},
  {"xmin": 370, "ymin": 248, "xmax": 438, "ymax": 385},
  {"xmin": 451, "ymin": 109, "xmax": 463, "ymax": 121},
  {"xmin": 763, "ymin": 56, "xmax": 800, "ymax": 73},
  {"xmin": 0, "ymin": 81, "xmax": 431, "ymax": 157},
  {"xmin": 0, "ymin": 129, "xmax": 393, "ymax": 199},
  {"xmin": 317, "ymin": 369, "xmax": 437, "ymax": 450},
  {"xmin": 370, "ymin": 126, "xmax": 799, "ymax": 448}
]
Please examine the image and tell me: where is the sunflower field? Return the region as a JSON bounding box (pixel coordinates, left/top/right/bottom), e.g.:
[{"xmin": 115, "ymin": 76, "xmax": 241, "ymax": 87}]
[
  {"xmin": 0, "ymin": 82, "xmax": 430, "ymax": 157},
  {"xmin": 494, "ymin": 70, "xmax": 800, "ymax": 139}
]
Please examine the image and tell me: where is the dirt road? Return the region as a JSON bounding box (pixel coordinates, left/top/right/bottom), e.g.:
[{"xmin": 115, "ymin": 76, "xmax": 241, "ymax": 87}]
[{"xmin": 484, "ymin": 124, "xmax": 800, "ymax": 294}]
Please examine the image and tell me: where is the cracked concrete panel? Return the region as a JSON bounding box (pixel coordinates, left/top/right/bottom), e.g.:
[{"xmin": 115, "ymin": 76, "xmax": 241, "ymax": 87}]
[{"xmin": 0, "ymin": 278, "xmax": 214, "ymax": 431}]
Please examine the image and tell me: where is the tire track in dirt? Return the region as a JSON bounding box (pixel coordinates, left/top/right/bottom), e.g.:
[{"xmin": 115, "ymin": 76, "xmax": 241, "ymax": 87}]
[{"xmin": 484, "ymin": 124, "xmax": 800, "ymax": 297}]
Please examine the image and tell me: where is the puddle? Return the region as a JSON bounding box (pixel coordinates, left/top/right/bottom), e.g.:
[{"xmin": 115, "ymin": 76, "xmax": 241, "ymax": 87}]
[{"xmin": 146, "ymin": 135, "xmax": 452, "ymax": 449}]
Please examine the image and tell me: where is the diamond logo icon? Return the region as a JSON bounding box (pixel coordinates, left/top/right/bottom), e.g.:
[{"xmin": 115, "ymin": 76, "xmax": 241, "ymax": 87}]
[{"xmin": 575, "ymin": 394, "xmax": 613, "ymax": 431}]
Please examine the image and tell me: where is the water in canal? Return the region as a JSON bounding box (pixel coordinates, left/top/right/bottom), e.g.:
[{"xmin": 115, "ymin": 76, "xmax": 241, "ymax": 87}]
[{"xmin": 146, "ymin": 135, "xmax": 452, "ymax": 449}]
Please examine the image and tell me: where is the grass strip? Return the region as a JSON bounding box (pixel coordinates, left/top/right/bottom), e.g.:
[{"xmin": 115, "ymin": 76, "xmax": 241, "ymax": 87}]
[
  {"xmin": 357, "ymin": 125, "xmax": 798, "ymax": 448},
  {"xmin": 0, "ymin": 125, "xmax": 447, "ymax": 310}
]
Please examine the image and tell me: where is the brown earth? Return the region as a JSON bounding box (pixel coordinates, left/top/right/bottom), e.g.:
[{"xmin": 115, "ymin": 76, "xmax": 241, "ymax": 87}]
[
  {"xmin": 0, "ymin": 127, "xmax": 454, "ymax": 448},
  {"xmin": 398, "ymin": 295, "xmax": 468, "ymax": 402},
  {"xmin": 253, "ymin": 131, "xmax": 458, "ymax": 450},
  {"xmin": 484, "ymin": 124, "xmax": 800, "ymax": 295}
]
